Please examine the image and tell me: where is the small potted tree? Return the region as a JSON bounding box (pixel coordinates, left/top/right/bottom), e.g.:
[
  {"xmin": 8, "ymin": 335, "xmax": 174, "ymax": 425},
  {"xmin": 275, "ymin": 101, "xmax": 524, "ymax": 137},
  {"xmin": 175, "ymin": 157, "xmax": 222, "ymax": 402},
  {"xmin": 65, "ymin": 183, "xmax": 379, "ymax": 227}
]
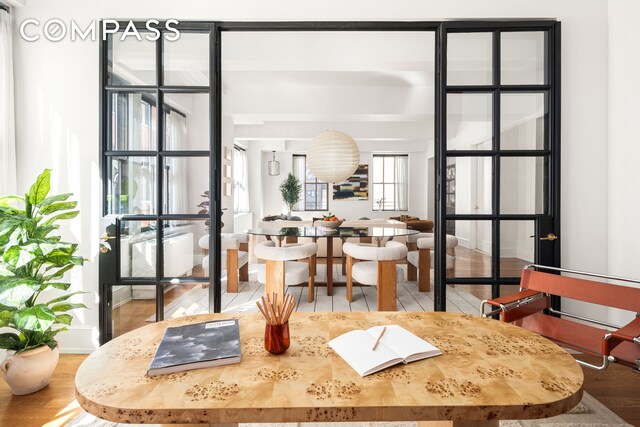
[
  {"xmin": 0, "ymin": 169, "xmax": 85, "ymax": 395},
  {"xmin": 279, "ymin": 173, "xmax": 302, "ymax": 216}
]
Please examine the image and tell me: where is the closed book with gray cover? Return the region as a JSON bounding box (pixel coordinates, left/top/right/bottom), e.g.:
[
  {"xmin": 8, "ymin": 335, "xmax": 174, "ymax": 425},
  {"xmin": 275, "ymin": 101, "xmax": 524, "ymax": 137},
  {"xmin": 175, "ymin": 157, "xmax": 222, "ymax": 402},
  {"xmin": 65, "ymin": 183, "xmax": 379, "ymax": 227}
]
[{"xmin": 147, "ymin": 319, "xmax": 241, "ymax": 376}]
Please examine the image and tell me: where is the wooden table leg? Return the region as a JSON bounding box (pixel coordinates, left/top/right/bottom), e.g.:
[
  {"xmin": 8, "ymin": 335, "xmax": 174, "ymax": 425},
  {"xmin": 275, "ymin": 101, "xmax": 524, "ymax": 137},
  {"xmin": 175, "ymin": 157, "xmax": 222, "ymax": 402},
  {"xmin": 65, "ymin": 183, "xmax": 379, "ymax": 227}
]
[
  {"xmin": 341, "ymin": 237, "xmax": 347, "ymax": 275},
  {"xmin": 419, "ymin": 421, "xmax": 498, "ymax": 427},
  {"xmin": 326, "ymin": 236, "xmax": 333, "ymax": 296}
]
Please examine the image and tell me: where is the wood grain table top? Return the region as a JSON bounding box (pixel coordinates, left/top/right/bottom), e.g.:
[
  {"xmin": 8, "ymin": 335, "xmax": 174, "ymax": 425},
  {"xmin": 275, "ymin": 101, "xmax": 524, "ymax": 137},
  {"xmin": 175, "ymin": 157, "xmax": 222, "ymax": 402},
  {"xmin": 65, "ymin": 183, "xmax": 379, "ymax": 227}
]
[{"xmin": 75, "ymin": 312, "xmax": 583, "ymax": 425}]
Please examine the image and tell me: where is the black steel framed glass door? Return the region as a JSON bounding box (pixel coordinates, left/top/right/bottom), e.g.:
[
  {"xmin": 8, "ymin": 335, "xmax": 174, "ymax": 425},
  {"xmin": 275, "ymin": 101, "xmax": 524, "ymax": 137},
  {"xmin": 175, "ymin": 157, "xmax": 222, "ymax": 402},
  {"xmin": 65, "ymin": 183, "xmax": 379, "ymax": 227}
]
[
  {"xmin": 435, "ymin": 21, "xmax": 561, "ymax": 311},
  {"xmin": 98, "ymin": 21, "xmax": 220, "ymax": 343},
  {"xmin": 98, "ymin": 20, "xmax": 562, "ymax": 341}
]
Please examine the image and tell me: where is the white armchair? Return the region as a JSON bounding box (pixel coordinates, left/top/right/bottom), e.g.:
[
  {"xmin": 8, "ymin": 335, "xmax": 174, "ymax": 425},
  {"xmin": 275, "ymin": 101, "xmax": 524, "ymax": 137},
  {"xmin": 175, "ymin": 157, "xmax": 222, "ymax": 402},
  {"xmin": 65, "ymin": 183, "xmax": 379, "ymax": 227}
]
[
  {"xmin": 406, "ymin": 233, "xmax": 458, "ymax": 292},
  {"xmin": 255, "ymin": 241, "xmax": 318, "ymax": 303},
  {"xmin": 342, "ymin": 241, "xmax": 408, "ymax": 311}
]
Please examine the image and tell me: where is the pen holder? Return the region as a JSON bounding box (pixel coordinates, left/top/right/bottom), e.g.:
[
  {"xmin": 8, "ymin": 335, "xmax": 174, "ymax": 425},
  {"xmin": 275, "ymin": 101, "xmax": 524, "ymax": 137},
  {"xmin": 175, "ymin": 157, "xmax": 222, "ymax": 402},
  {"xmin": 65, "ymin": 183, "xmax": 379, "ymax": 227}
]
[{"xmin": 264, "ymin": 322, "xmax": 290, "ymax": 355}]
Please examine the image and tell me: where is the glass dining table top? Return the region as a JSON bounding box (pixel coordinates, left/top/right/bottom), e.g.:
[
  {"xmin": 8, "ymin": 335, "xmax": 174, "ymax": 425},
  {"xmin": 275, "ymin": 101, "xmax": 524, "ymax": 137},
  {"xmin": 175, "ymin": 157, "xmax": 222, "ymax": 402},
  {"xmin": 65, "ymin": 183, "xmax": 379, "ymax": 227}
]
[{"xmin": 246, "ymin": 226, "xmax": 419, "ymax": 239}]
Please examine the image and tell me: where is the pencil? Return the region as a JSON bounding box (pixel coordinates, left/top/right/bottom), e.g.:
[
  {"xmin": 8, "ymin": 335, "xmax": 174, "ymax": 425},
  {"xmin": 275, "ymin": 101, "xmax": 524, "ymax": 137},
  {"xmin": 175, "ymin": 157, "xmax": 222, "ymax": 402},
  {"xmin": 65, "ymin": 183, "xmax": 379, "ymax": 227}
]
[{"xmin": 372, "ymin": 326, "xmax": 387, "ymax": 351}]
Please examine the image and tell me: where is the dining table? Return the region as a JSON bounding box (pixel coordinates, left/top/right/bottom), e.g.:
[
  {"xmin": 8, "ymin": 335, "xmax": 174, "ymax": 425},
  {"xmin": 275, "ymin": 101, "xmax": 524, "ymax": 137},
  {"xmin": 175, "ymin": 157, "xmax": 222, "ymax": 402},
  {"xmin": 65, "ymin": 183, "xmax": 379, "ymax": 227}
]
[{"xmin": 246, "ymin": 226, "xmax": 419, "ymax": 295}]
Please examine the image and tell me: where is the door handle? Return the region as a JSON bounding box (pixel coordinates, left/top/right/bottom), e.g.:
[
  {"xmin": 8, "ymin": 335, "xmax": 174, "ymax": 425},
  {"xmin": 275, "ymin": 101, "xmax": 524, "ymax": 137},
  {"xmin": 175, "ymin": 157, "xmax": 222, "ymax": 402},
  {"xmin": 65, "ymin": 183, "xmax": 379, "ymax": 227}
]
[
  {"xmin": 100, "ymin": 233, "xmax": 116, "ymax": 241},
  {"xmin": 529, "ymin": 233, "xmax": 558, "ymax": 241},
  {"xmin": 540, "ymin": 233, "xmax": 558, "ymax": 241}
]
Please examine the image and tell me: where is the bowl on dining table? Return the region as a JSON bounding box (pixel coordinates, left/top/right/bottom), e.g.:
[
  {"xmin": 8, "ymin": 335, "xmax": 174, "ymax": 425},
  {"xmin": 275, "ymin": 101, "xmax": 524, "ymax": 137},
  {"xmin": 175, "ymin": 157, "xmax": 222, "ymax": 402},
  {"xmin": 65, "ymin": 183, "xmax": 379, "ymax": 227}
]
[{"xmin": 314, "ymin": 219, "xmax": 344, "ymax": 229}]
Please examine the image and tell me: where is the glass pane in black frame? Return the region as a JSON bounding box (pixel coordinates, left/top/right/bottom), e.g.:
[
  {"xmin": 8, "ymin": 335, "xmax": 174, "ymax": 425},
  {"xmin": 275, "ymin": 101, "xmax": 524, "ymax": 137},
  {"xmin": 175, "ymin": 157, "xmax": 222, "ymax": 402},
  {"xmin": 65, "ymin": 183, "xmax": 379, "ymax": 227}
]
[
  {"xmin": 106, "ymin": 156, "xmax": 157, "ymax": 215},
  {"xmin": 108, "ymin": 91, "xmax": 158, "ymax": 151},
  {"xmin": 107, "ymin": 32, "xmax": 157, "ymax": 86},
  {"xmin": 120, "ymin": 220, "xmax": 158, "ymax": 279}
]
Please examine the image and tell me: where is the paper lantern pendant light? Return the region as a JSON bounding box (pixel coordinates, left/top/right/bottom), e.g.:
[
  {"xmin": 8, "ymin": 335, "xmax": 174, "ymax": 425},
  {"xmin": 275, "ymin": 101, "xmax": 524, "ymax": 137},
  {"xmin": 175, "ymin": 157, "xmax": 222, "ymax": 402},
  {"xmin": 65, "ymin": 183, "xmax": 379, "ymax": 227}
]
[{"xmin": 307, "ymin": 131, "xmax": 360, "ymax": 183}]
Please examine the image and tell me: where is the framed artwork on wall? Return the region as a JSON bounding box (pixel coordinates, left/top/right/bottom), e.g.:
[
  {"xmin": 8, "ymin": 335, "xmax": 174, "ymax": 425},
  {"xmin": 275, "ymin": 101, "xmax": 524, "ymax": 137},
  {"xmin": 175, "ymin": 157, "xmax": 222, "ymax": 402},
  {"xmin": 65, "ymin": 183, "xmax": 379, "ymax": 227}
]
[
  {"xmin": 224, "ymin": 164, "xmax": 232, "ymax": 178},
  {"xmin": 224, "ymin": 147, "xmax": 233, "ymax": 161},
  {"xmin": 332, "ymin": 164, "xmax": 368, "ymax": 200},
  {"xmin": 224, "ymin": 183, "xmax": 232, "ymax": 197}
]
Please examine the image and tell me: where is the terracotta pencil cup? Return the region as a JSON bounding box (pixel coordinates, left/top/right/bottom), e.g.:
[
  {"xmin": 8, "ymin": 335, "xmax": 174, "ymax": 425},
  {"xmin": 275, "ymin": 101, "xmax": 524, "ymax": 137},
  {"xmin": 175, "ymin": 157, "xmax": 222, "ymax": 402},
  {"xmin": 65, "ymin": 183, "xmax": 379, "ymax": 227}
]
[{"xmin": 264, "ymin": 322, "xmax": 290, "ymax": 355}]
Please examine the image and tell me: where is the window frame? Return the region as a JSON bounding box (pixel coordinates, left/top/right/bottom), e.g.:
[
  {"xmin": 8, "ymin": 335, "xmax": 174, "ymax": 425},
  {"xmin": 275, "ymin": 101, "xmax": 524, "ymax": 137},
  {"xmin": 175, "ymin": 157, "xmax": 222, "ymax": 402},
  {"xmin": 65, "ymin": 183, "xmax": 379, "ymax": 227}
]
[
  {"xmin": 233, "ymin": 145, "xmax": 249, "ymax": 213},
  {"xmin": 371, "ymin": 154, "xmax": 409, "ymax": 212},
  {"xmin": 292, "ymin": 154, "xmax": 329, "ymax": 212}
]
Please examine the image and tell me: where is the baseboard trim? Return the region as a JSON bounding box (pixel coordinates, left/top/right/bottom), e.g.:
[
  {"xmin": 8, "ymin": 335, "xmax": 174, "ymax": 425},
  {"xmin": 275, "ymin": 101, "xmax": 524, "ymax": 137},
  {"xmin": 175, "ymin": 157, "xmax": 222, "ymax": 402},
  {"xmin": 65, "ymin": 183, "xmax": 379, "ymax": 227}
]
[{"xmin": 56, "ymin": 325, "xmax": 99, "ymax": 354}]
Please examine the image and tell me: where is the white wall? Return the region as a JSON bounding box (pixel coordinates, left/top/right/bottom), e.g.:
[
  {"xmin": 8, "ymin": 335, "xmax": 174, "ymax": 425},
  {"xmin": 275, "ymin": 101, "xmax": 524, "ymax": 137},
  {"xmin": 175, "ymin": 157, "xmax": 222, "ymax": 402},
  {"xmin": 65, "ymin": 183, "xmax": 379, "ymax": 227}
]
[
  {"xmin": 607, "ymin": 0, "xmax": 640, "ymax": 325},
  {"xmin": 12, "ymin": 0, "xmax": 611, "ymax": 352}
]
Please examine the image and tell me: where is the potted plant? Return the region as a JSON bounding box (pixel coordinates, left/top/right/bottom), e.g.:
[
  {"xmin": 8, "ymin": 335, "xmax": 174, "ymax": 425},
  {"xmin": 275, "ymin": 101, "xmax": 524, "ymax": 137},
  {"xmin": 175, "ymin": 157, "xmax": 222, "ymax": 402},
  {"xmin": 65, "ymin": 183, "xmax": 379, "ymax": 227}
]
[
  {"xmin": 197, "ymin": 190, "xmax": 226, "ymax": 229},
  {"xmin": 279, "ymin": 173, "xmax": 302, "ymax": 215},
  {"xmin": 0, "ymin": 169, "xmax": 85, "ymax": 395}
]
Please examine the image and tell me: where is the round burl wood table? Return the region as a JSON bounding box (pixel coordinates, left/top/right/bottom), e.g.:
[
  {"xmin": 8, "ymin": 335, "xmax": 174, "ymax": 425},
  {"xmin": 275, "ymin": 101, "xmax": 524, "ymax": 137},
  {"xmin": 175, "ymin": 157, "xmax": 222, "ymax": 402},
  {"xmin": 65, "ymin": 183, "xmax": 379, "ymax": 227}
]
[{"xmin": 75, "ymin": 312, "xmax": 583, "ymax": 427}]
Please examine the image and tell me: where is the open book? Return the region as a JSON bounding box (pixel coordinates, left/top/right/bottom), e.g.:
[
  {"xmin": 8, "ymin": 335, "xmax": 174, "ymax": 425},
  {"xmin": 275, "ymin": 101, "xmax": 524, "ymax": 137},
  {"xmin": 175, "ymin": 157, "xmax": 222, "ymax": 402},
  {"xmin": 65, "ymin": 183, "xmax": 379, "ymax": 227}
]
[{"xmin": 328, "ymin": 324, "xmax": 442, "ymax": 377}]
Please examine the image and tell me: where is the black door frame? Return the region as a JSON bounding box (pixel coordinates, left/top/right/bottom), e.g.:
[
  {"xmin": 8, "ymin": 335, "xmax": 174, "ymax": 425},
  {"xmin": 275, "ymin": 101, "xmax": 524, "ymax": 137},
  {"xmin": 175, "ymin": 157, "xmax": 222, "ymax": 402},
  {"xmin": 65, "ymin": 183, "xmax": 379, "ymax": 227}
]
[
  {"xmin": 99, "ymin": 19, "xmax": 561, "ymax": 343},
  {"xmin": 435, "ymin": 21, "xmax": 561, "ymax": 311}
]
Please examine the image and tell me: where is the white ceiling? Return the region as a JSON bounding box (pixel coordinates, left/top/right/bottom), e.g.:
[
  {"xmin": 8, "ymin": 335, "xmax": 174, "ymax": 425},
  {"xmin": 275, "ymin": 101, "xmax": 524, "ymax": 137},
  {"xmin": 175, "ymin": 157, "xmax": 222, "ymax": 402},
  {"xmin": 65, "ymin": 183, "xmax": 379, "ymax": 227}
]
[{"xmin": 222, "ymin": 31, "xmax": 436, "ymax": 151}]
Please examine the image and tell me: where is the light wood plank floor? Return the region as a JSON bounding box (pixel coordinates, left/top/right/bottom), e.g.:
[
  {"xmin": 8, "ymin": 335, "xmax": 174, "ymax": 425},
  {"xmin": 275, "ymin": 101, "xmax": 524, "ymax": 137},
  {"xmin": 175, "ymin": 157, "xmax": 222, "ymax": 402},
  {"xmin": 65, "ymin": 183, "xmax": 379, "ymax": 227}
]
[{"xmin": 113, "ymin": 264, "xmax": 491, "ymax": 336}]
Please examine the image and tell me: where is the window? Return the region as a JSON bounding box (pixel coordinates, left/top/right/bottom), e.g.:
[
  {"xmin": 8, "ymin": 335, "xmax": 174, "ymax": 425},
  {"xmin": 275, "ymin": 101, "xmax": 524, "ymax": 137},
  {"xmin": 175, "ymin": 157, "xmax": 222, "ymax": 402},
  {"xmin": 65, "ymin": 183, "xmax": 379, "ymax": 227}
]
[
  {"xmin": 292, "ymin": 155, "xmax": 328, "ymax": 211},
  {"xmin": 372, "ymin": 154, "xmax": 408, "ymax": 211},
  {"xmin": 233, "ymin": 146, "xmax": 249, "ymax": 213}
]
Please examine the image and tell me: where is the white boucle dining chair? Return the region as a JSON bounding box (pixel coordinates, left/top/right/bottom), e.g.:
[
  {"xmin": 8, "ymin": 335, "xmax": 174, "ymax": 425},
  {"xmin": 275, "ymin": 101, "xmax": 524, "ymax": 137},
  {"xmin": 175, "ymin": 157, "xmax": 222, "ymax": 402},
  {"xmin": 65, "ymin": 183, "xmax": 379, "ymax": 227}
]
[
  {"xmin": 406, "ymin": 233, "xmax": 458, "ymax": 292},
  {"xmin": 255, "ymin": 241, "xmax": 318, "ymax": 303},
  {"xmin": 342, "ymin": 241, "xmax": 408, "ymax": 311}
]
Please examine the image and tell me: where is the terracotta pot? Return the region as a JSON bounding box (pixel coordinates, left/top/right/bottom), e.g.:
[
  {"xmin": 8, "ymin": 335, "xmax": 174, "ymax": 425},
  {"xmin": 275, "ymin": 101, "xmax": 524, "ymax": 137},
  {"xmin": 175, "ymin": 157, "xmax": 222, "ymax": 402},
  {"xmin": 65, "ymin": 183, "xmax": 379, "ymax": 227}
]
[{"xmin": 1, "ymin": 345, "xmax": 59, "ymax": 395}]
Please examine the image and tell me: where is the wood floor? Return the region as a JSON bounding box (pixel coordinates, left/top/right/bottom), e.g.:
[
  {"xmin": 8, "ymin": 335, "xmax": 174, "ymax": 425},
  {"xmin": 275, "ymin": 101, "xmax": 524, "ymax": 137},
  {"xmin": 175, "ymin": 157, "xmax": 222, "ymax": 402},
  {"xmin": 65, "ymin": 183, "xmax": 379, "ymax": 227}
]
[
  {"xmin": 112, "ymin": 246, "xmax": 527, "ymax": 336},
  {"xmin": 1, "ymin": 353, "xmax": 638, "ymax": 427}
]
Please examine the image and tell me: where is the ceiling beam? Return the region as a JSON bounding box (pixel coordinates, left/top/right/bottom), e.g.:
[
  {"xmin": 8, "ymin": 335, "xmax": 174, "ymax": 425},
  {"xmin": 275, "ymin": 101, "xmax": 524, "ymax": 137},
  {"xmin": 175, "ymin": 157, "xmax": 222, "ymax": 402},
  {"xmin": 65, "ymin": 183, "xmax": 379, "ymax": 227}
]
[
  {"xmin": 233, "ymin": 120, "xmax": 432, "ymax": 141},
  {"xmin": 1, "ymin": 0, "xmax": 25, "ymax": 7}
]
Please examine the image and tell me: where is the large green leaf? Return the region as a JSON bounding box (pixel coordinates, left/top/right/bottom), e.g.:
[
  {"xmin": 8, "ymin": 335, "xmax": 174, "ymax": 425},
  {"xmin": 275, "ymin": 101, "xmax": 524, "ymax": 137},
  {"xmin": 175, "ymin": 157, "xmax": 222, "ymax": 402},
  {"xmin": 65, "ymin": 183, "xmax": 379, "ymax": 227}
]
[
  {"xmin": 0, "ymin": 310, "xmax": 13, "ymax": 327},
  {"xmin": 41, "ymin": 210, "xmax": 79, "ymax": 227},
  {"xmin": 0, "ymin": 263, "xmax": 14, "ymax": 277},
  {"xmin": 13, "ymin": 304, "xmax": 57, "ymax": 332},
  {"xmin": 43, "ymin": 250, "xmax": 76, "ymax": 267},
  {"xmin": 39, "ymin": 201, "xmax": 77, "ymax": 216},
  {"xmin": 43, "ymin": 264, "xmax": 75, "ymax": 280},
  {"xmin": 45, "ymin": 290, "xmax": 85, "ymax": 306},
  {"xmin": 32, "ymin": 224, "xmax": 60, "ymax": 239},
  {"xmin": 0, "ymin": 333, "xmax": 22, "ymax": 350},
  {"xmin": 50, "ymin": 302, "xmax": 87, "ymax": 312},
  {"xmin": 0, "ymin": 195, "xmax": 24, "ymax": 207},
  {"xmin": 46, "ymin": 282, "xmax": 71, "ymax": 291},
  {"xmin": 0, "ymin": 277, "xmax": 41, "ymax": 307},
  {"xmin": 3, "ymin": 244, "xmax": 37, "ymax": 269},
  {"xmin": 41, "ymin": 193, "xmax": 72, "ymax": 207},
  {"xmin": 0, "ymin": 217, "xmax": 21, "ymax": 239},
  {"xmin": 28, "ymin": 169, "xmax": 51, "ymax": 206},
  {"xmin": 54, "ymin": 314, "xmax": 72, "ymax": 325}
]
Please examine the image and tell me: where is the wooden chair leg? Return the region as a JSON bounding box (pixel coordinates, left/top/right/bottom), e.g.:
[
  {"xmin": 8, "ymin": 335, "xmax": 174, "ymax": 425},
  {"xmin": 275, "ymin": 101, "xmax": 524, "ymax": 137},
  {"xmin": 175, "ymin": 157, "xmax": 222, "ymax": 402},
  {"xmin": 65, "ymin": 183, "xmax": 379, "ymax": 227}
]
[
  {"xmin": 407, "ymin": 241, "xmax": 417, "ymax": 280},
  {"xmin": 239, "ymin": 263, "xmax": 249, "ymax": 282},
  {"xmin": 265, "ymin": 260, "xmax": 285, "ymax": 299},
  {"xmin": 227, "ymin": 249, "xmax": 239, "ymax": 293},
  {"xmin": 377, "ymin": 260, "xmax": 397, "ymax": 311},
  {"xmin": 407, "ymin": 262, "xmax": 417, "ymax": 281},
  {"xmin": 308, "ymin": 256, "xmax": 315, "ymax": 303},
  {"xmin": 346, "ymin": 255, "xmax": 354, "ymax": 303},
  {"xmin": 238, "ymin": 242, "xmax": 249, "ymax": 281},
  {"xmin": 418, "ymin": 248, "xmax": 431, "ymax": 292},
  {"xmin": 310, "ymin": 254, "xmax": 316, "ymax": 276}
]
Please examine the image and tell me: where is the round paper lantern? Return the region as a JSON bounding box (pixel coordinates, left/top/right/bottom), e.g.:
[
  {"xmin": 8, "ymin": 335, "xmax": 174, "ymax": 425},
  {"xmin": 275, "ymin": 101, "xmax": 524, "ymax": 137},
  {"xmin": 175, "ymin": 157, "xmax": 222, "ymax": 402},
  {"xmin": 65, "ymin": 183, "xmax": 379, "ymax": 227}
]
[{"xmin": 307, "ymin": 131, "xmax": 360, "ymax": 183}]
